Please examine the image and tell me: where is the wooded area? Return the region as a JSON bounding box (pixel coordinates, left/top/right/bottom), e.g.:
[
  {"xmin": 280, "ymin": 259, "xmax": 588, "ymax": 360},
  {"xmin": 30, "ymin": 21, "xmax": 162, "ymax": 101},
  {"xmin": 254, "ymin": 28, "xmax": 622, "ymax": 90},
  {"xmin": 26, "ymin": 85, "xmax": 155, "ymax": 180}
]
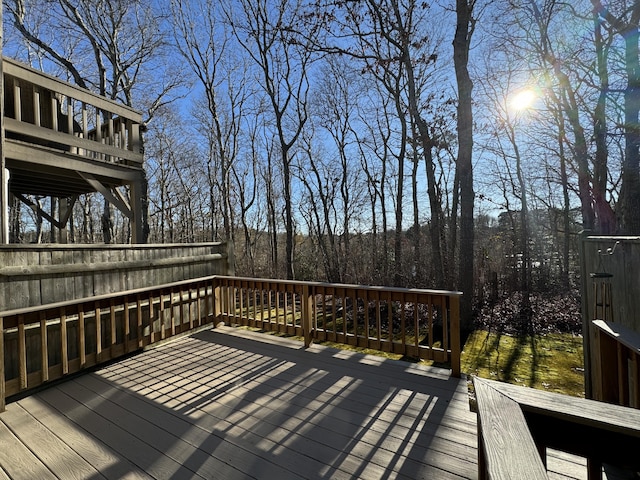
[{"xmin": 3, "ymin": 0, "xmax": 639, "ymax": 332}]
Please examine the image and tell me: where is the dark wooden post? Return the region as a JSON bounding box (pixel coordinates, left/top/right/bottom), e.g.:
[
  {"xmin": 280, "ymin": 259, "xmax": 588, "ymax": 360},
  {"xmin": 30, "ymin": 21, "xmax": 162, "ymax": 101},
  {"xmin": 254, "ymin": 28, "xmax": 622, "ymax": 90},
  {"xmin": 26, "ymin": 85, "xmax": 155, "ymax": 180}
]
[
  {"xmin": 0, "ymin": 2, "xmax": 8, "ymax": 245},
  {"xmin": 0, "ymin": 316, "xmax": 5, "ymax": 412}
]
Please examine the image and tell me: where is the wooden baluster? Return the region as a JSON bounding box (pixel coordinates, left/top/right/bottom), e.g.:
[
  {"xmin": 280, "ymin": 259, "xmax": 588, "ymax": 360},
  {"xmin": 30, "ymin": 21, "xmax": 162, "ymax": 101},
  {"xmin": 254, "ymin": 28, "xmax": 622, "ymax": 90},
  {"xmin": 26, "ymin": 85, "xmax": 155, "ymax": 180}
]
[
  {"xmin": 253, "ymin": 286, "xmax": 258, "ymax": 327},
  {"xmin": 107, "ymin": 112, "xmax": 114, "ymax": 162},
  {"xmin": 67, "ymin": 97, "xmax": 76, "ymax": 154},
  {"xmin": 387, "ymin": 293, "xmax": 393, "ymax": 347},
  {"xmin": 124, "ymin": 295, "xmax": 131, "ymax": 353},
  {"xmin": 109, "ymin": 299, "xmax": 116, "ymax": 357},
  {"xmin": 95, "ymin": 301, "xmax": 102, "ymax": 362},
  {"xmin": 60, "ymin": 307, "xmax": 68, "ymax": 375},
  {"xmin": 414, "ymin": 294, "xmax": 420, "ymax": 357},
  {"xmin": 189, "ymin": 288, "xmax": 195, "ymax": 330},
  {"xmin": 160, "ymin": 290, "xmax": 167, "ymax": 340},
  {"xmin": 400, "ymin": 294, "xmax": 406, "ymax": 348},
  {"xmin": 259, "ymin": 283, "xmax": 265, "ymax": 328},
  {"xmin": 33, "ymin": 86, "xmax": 41, "ymax": 126},
  {"xmin": 18, "ymin": 314, "xmax": 26, "ymax": 391},
  {"xmin": 450, "ymin": 295, "xmax": 461, "ymax": 378},
  {"xmin": 428, "ymin": 301, "xmax": 434, "ymax": 351},
  {"xmin": 96, "ymin": 108, "xmax": 103, "ymax": 161},
  {"xmin": 131, "ymin": 122, "xmax": 140, "ymax": 154},
  {"xmin": 13, "ymin": 83, "xmax": 22, "ymax": 121},
  {"xmin": 136, "ymin": 295, "xmax": 143, "ymax": 347},
  {"xmin": 442, "ymin": 296, "xmax": 449, "ymax": 354},
  {"xmin": 204, "ymin": 281, "xmax": 211, "ymax": 325},
  {"xmin": 167, "ymin": 289, "xmax": 174, "ymax": 338},
  {"xmin": 78, "ymin": 305, "xmax": 86, "ymax": 367},
  {"xmin": 291, "ymin": 287, "xmax": 297, "ymax": 333},
  {"xmin": 630, "ymin": 354, "xmax": 639, "ymax": 408},
  {"xmin": 81, "ymin": 102, "xmax": 88, "ymax": 156},
  {"xmin": 331, "ymin": 288, "xmax": 337, "ymax": 337},
  {"xmin": 51, "ymin": 96, "xmax": 58, "ymax": 131},
  {"xmin": 376, "ymin": 292, "xmax": 382, "ymax": 345},
  {"xmin": 40, "ymin": 310, "xmax": 49, "ymax": 383}
]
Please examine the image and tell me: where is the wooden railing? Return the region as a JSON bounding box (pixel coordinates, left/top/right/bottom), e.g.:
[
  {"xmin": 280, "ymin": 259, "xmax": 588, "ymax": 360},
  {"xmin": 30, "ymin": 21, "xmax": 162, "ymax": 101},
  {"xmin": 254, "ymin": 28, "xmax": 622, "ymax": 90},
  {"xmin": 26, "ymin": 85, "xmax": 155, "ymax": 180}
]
[
  {"xmin": 592, "ymin": 319, "xmax": 640, "ymax": 408},
  {"xmin": 2, "ymin": 56, "xmax": 143, "ymax": 167},
  {"xmin": 0, "ymin": 276, "xmax": 218, "ymax": 411},
  {"xmin": 0, "ymin": 275, "xmax": 462, "ymax": 412},
  {"xmin": 214, "ymin": 276, "xmax": 461, "ymax": 376},
  {"xmin": 473, "ymin": 376, "xmax": 640, "ymax": 480}
]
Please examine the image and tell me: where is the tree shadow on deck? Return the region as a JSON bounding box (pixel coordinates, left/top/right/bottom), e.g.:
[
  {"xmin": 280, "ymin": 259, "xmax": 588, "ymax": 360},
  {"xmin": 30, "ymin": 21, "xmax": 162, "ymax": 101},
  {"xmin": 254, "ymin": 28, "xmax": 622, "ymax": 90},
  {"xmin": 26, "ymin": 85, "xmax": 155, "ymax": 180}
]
[{"xmin": 2, "ymin": 326, "xmax": 477, "ymax": 479}]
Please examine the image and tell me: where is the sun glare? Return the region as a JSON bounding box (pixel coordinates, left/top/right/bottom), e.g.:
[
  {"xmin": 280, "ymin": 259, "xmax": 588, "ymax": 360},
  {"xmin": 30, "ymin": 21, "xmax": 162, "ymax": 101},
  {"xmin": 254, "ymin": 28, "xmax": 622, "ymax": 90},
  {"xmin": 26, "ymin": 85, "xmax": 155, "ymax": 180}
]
[{"xmin": 511, "ymin": 89, "xmax": 536, "ymax": 111}]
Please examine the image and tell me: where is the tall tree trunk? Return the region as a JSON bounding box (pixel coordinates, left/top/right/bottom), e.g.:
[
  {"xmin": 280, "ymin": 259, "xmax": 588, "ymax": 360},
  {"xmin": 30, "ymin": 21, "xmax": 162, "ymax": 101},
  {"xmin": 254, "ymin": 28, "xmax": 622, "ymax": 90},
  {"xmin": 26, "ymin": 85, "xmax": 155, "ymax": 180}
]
[
  {"xmin": 620, "ymin": 22, "xmax": 640, "ymax": 233},
  {"xmin": 593, "ymin": 13, "xmax": 614, "ymax": 234},
  {"xmin": 454, "ymin": 0, "xmax": 475, "ymax": 334}
]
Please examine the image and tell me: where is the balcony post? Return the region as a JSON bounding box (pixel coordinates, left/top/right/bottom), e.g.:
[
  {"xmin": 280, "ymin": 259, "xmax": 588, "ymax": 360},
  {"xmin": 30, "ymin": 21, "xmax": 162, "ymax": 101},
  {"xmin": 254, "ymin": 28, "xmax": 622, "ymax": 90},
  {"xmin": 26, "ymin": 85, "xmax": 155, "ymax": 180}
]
[
  {"xmin": 1, "ymin": 26, "xmax": 8, "ymax": 243},
  {"xmin": 0, "ymin": 316, "xmax": 5, "ymax": 412}
]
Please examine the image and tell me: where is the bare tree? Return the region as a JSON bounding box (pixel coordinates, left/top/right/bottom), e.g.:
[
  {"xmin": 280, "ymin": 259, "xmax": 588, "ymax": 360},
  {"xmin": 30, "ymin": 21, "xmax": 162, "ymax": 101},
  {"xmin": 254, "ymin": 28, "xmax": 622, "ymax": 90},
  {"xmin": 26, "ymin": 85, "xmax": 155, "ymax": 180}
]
[{"xmin": 227, "ymin": 0, "xmax": 314, "ymax": 280}]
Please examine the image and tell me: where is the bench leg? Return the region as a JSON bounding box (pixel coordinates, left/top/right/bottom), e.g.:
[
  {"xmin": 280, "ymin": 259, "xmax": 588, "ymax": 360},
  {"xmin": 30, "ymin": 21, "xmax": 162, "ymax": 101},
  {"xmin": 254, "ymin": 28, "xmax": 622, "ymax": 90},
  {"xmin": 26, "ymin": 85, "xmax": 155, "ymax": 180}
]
[{"xmin": 587, "ymin": 458, "xmax": 603, "ymax": 480}]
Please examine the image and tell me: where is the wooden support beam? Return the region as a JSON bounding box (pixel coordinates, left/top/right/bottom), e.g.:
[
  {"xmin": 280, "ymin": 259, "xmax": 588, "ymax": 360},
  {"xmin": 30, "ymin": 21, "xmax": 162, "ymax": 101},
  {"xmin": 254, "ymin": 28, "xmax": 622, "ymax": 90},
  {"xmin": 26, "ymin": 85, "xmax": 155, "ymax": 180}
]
[
  {"xmin": 78, "ymin": 172, "xmax": 133, "ymax": 219},
  {"xmin": 0, "ymin": 317, "xmax": 5, "ymax": 412}
]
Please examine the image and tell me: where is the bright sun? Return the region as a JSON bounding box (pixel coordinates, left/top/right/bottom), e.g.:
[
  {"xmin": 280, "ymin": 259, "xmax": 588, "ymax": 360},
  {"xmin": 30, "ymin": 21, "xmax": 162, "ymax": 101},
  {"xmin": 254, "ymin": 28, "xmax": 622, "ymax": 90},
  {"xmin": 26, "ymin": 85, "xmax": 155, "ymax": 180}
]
[{"xmin": 511, "ymin": 89, "xmax": 536, "ymax": 111}]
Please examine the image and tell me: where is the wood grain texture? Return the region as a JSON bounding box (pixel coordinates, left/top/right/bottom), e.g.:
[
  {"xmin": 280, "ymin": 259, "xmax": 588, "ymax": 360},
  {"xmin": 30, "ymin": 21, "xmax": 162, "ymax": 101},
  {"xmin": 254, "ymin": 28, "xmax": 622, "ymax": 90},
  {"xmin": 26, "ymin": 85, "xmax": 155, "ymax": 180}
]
[
  {"xmin": 1, "ymin": 326, "xmax": 476, "ymax": 479},
  {"xmin": 473, "ymin": 377, "xmax": 549, "ymax": 480}
]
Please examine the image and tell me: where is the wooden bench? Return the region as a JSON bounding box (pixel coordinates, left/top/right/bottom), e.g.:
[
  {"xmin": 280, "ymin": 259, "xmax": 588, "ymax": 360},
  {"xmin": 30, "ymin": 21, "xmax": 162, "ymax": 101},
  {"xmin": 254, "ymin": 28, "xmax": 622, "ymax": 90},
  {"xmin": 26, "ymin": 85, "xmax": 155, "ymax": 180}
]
[
  {"xmin": 592, "ymin": 319, "xmax": 640, "ymax": 408},
  {"xmin": 473, "ymin": 376, "xmax": 640, "ymax": 480}
]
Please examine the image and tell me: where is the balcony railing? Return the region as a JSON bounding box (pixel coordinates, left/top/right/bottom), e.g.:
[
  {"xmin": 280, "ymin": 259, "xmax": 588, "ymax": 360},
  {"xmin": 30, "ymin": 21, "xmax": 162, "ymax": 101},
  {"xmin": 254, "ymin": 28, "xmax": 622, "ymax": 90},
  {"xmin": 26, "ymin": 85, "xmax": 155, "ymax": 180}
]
[
  {"xmin": 0, "ymin": 275, "xmax": 462, "ymax": 411},
  {"xmin": 3, "ymin": 56, "xmax": 143, "ymax": 167}
]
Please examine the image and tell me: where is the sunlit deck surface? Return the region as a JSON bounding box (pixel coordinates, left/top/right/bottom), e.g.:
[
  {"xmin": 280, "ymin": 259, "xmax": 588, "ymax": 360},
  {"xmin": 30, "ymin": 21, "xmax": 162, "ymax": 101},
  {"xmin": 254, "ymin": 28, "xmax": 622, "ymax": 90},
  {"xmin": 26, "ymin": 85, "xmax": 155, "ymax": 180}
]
[{"xmin": 0, "ymin": 326, "xmax": 595, "ymax": 479}]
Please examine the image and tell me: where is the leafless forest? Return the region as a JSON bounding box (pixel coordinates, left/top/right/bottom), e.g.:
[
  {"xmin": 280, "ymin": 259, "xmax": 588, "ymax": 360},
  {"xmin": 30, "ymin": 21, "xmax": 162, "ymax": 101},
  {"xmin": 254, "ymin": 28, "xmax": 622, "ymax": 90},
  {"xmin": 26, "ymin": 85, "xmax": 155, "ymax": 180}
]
[{"xmin": 3, "ymin": 0, "xmax": 637, "ymax": 331}]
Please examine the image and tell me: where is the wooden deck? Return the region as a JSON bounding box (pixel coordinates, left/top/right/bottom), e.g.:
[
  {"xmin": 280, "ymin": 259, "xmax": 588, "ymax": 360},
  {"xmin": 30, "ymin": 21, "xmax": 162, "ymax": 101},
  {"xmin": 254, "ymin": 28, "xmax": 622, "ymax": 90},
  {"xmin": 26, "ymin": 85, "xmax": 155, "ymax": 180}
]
[{"xmin": 0, "ymin": 326, "xmax": 599, "ymax": 479}]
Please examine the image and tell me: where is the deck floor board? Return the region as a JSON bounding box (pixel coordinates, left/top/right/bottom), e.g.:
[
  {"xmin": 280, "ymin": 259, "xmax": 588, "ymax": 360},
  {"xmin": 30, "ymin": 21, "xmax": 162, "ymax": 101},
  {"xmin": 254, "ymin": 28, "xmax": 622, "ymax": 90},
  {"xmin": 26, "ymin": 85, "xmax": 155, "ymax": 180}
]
[{"xmin": 0, "ymin": 326, "xmax": 598, "ymax": 479}]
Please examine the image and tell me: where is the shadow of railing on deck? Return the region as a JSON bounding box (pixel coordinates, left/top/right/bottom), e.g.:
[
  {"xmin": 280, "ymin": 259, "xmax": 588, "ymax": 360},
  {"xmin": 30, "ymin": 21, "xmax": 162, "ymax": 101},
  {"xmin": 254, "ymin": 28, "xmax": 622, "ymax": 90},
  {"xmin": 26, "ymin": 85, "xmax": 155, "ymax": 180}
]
[{"xmin": 3, "ymin": 327, "xmax": 474, "ymax": 479}]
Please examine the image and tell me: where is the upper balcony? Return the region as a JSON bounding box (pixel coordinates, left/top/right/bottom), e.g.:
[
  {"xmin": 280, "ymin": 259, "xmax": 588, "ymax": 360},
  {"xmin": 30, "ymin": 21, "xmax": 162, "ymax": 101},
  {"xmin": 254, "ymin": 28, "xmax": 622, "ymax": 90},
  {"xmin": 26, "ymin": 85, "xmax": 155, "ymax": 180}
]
[{"xmin": 1, "ymin": 57, "xmax": 145, "ymax": 242}]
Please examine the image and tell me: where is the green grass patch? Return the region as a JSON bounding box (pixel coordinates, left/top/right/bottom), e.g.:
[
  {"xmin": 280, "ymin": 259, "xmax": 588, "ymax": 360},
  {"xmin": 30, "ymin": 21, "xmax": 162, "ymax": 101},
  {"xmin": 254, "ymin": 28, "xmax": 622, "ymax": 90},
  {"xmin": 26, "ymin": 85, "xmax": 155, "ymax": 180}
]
[{"xmin": 461, "ymin": 330, "xmax": 585, "ymax": 397}]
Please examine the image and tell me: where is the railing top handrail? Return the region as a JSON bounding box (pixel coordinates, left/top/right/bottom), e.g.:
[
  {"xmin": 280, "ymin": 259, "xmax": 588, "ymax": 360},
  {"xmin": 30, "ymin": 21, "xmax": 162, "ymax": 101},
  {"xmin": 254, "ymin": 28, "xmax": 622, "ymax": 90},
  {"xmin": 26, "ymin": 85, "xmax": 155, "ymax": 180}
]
[
  {"xmin": 0, "ymin": 241, "xmax": 226, "ymax": 252},
  {"xmin": 213, "ymin": 275, "xmax": 463, "ymax": 297},
  {"xmin": 3, "ymin": 56, "xmax": 143, "ymax": 122},
  {"xmin": 0, "ymin": 274, "xmax": 461, "ymax": 320},
  {"xmin": 0, "ymin": 274, "xmax": 221, "ymax": 319}
]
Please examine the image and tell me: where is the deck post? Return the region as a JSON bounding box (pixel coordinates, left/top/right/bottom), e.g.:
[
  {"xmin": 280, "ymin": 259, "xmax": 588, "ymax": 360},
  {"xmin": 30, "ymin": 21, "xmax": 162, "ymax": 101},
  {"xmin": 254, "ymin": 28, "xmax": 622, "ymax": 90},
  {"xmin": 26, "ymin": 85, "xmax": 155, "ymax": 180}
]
[
  {"xmin": 302, "ymin": 284, "xmax": 314, "ymax": 348},
  {"xmin": 0, "ymin": 316, "xmax": 5, "ymax": 412},
  {"xmin": 0, "ymin": 6, "xmax": 8, "ymax": 245},
  {"xmin": 129, "ymin": 178, "xmax": 144, "ymax": 243},
  {"xmin": 450, "ymin": 295, "xmax": 461, "ymax": 378}
]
